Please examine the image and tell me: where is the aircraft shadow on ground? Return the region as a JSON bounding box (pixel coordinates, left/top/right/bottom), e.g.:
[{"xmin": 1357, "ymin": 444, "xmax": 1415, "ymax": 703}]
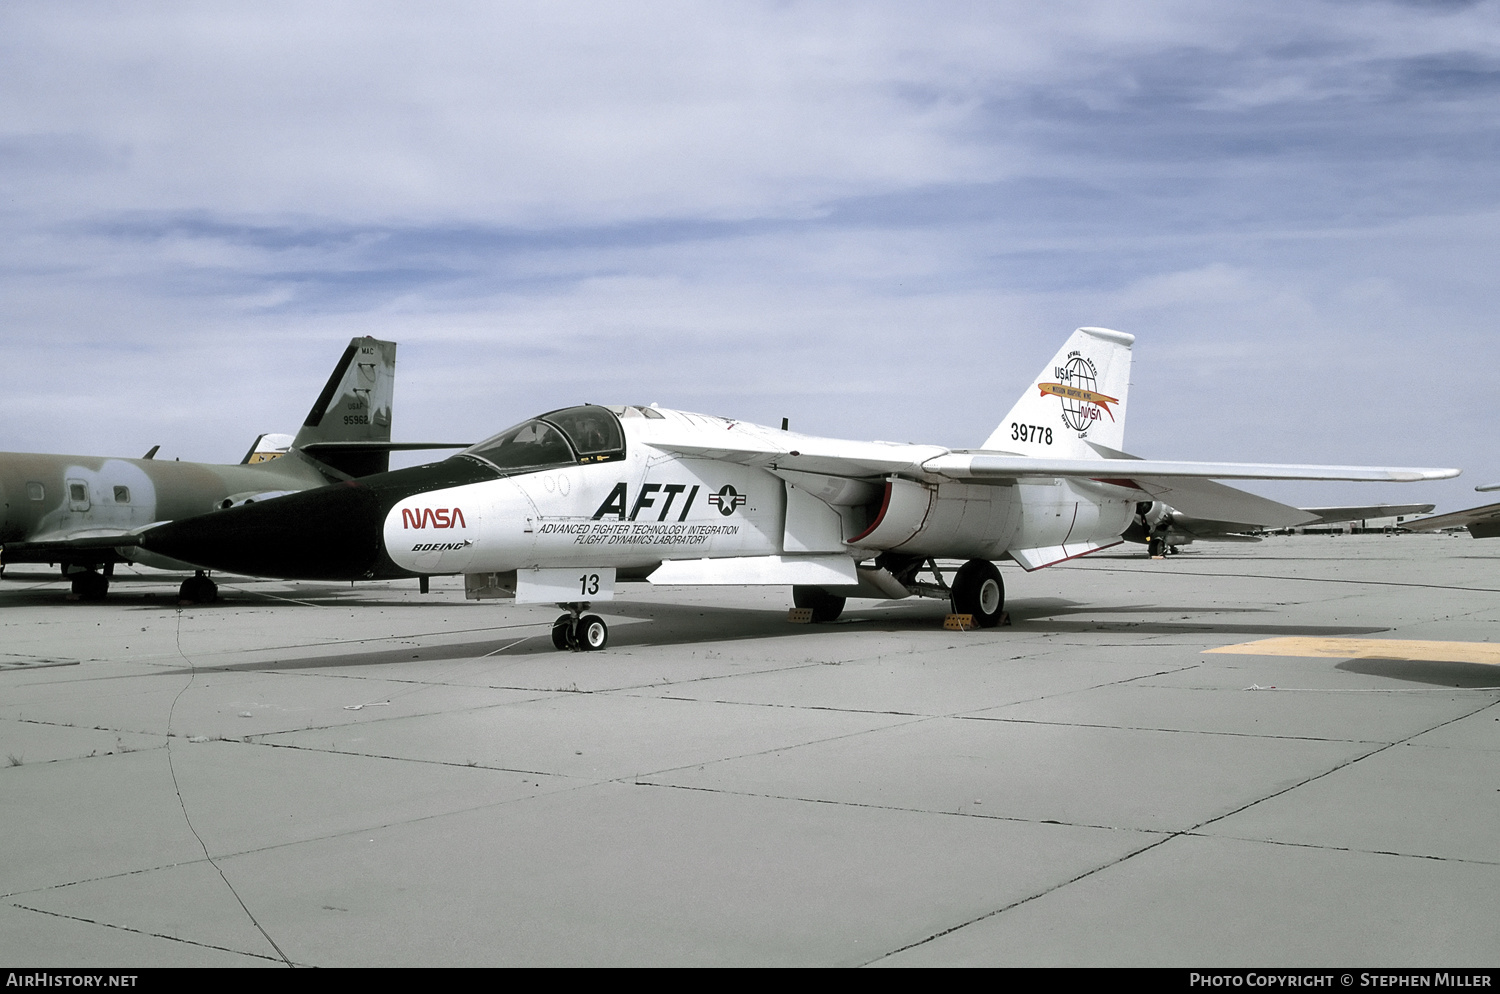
[
  {"xmin": 1336, "ymin": 657, "xmax": 1500, "ymax": 689},
  {"xmin": 1014, "ymin": 597, "xmax": 1268, "ymax": 617},
  {"xmin": 961, "ymin": 597, "xmax": 1387, "ymax": 638},
  {"xmin": 1012, "ymin": 619, "xmax": 1391, "ymax": 637},
  {"xmin": 161, "ymin": 601, "xmax": 918, "ymax": 674},
  {"xmin": 154, "ymin": 597, "xmax": 1394, "ymax": 676},
  {"xmin": 0, "ymin": 572, "xmax": 433, "ymax": 610}
]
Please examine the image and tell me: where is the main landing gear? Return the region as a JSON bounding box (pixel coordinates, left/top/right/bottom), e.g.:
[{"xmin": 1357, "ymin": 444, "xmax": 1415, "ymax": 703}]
[
  {"xmin": 792, "ymin": 556, "xmax": 1007, "ymax": 629},
  {"xmin": 949, "ymin": 559, "xmax": 1005, "ymax": 628},
  {"xmin": 178, "ymin": 570, "xmax": 218, "ymax": 605},
  {"xmin": 66, "ymin": 564, "xmax": 112, "ymax": 602},
  {"xmin": 793, "ymin": 585, "xmax": 846, "ymax": 623},
  {"xmin": 1146, "ymin": 536, "xmax": 1180, "ymax": 558},
  {"xmin": 550, "ymin": 603, "xmax": 608, "ymax": 651}
]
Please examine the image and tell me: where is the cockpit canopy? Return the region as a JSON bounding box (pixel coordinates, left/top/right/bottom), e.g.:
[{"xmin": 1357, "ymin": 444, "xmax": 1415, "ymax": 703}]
[{"xmin": 460, "ymin": 405, "xmax": 626, "ymax": 473}]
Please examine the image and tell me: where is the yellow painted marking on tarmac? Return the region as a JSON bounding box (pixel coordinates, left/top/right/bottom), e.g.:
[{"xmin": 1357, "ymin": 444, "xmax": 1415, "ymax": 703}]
[{"xmin": 1205, "ymin": 637, "xmax": 1500, "ymax": 665}]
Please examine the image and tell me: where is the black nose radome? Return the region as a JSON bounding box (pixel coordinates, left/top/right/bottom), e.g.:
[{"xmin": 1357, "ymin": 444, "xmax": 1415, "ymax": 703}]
[
  {"xmin": 141, "ymin": 480, "xmax": 389, "ymax": 580},
  {"xmin": 139, "ymin": 458, "xmax": 499, "ymax": 581}
]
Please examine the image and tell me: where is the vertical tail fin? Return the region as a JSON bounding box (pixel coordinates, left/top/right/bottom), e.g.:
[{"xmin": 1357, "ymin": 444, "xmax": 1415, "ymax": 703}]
[
  {"xmin": 291, "ymin": 337, "xmax": 397, "ymax": 477},
  {"xmin": 240, "ymin": 432, "xmax": 294, "ymax": 465},
  {"xmin": 983, "ymin": 327, "xmax": 1134, "ymax": 459}
]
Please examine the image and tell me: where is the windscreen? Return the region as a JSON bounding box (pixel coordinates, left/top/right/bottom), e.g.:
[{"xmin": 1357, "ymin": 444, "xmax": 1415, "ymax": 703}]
[
  {"xmin": 543, "ymin": 405, "xmax": 624, "ymax": 459},
  {"xmin": 462, "ymin": 420, "xmax": 575, "ymax": 472}
]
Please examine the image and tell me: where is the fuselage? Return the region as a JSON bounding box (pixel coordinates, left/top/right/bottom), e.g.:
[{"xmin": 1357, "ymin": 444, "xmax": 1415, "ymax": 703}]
[
  {"xmin": 137, "ymin": 404, "xmax": 1138, "ymax": 582},
  {"xmin": 0, "ymin": 449, "xmax": 331, "ymax": 568}
]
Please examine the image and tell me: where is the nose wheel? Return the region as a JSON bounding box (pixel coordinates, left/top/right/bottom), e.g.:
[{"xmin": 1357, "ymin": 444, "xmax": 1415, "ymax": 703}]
[
  {"xmin": 550, "ymin": 604, "xmax": 608, "ymax": 651},
  {"xmin": 178, "ymin": 570, "xmax": 218, "ymax": 605},
  {"xmin": 67, "ymin": 569, "xmax": 110, "ymax": 601}
]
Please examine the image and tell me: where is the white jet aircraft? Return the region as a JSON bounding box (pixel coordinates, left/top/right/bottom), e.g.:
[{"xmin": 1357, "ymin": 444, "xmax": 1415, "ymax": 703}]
[{"xmin": 135, "ymin": 327, "xmax": 1459, "ymax": 650}]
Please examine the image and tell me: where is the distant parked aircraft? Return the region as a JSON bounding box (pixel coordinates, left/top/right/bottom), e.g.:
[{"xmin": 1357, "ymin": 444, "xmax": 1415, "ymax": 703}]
[
  {"xmin": 1124, "ymin": 501, "xmax": 1436, "ymax": 555},
  {"xmin": 1398, "ymin": 483, "xmax": 1500, "ymax": 539},
  {"xmin": 0, "ymin": 338, "xmax": 465, "ymax": 601}
]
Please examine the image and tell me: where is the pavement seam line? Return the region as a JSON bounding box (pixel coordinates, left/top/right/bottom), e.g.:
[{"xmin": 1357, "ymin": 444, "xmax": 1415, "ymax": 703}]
[
  {"xmin": 631, "ymin": 779, "xmax": 1164, "ymax": 834},
  {"xmin": 8, "ymin": 902, "xmax": 291, "ymax": 964},
  {"xmin": 1063, "ymin": 564, "xmax": 1500, "ymax": 595},
  {"xmin": 168, "ymin": 608, "xmax": 293, "ymax": 968},
  {"xmin": 859, "ymin": 691, "xmax": 1500, "ymax": 966},
  {"xmin": 1182, "ymin": 831, "xmax": 1500, "ymax": 868}
]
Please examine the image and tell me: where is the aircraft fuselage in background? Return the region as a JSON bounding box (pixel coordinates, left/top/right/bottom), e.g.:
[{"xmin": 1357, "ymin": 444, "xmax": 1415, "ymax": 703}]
[
  {"xmin": 0, "ymin": 449, "xmax": 331, "ymax": 567},
  {"xmin": 0, "ymin": 337, "xmax": 468, "ymax": 600}
]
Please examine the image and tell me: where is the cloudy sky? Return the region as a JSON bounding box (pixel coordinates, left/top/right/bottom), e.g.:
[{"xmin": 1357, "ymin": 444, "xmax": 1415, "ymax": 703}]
[{"xmin": 2, "ymin": 0, "xmax": 1495, "ymax": 512}]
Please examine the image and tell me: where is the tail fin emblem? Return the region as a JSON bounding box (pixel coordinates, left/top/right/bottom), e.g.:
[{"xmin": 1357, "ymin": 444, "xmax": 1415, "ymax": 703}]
[
  {"xmin": 1039, "ymin": 354, "xmax": 1118, "ymax": 429},
  {"xmin": 1036, "ymin": 382, "xmax": 1120, "ymax": 422}
]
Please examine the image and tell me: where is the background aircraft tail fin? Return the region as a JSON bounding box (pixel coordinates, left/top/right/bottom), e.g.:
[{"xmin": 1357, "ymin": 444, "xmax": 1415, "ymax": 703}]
[
  {"xmin": 240, "ymin": 432, "xmax": 295, "ymax": 465},
  {"xmin": 291, "ymin": 338, "xmax": 397, "ymax": 477},
  {"xmin": 983, "ymin": 327, "xmax": 1134, "ymax": 459}
]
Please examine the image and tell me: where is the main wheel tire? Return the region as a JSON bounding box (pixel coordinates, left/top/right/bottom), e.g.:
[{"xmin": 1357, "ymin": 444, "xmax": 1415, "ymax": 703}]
[
  {"xmin": 71, "ymin": 571, "xmax": 109, "ymax": 601},
  {"xmin": 178, "ymin": 573, "xmax": 218, "ymax": 605},
  {"xmin": 950, "ymin": 559, "xmax": 1004, "ymax": 628},
  {"xmin": 551, "ymin": 615, "xmax": 574, "ymax": 651},
  {"xmin": 792, "ymin": 586, "xmax": 846, "ymax": 623},
  {"xmin": 577, "ymin": 615, "xmax": 608, "ymax": 651}
]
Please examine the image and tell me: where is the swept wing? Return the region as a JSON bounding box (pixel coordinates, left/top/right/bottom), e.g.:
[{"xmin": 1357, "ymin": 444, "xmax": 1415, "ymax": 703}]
[{"xmin": 1401, "ymin": 501, "xmax": 1500, "ymax": 538}]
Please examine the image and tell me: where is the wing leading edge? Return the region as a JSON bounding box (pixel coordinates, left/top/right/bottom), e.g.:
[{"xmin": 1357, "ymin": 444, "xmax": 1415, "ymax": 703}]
[
  {"xmin": 922, "ymin": 453, "xmax": 1457, "ymax": 484},
  {"xmin": 650, "ymin": 433, "xmax": 1458, "ymax": 488}
]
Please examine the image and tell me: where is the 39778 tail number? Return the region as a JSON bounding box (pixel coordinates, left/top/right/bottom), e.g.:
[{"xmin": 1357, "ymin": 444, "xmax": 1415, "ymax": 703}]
[{"xmin": 1011, "ymin": 423, "xmax": 1052, "ymax": 444}]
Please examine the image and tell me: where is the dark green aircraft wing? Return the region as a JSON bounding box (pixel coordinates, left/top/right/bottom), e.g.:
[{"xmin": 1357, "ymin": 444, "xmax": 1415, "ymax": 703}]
[{"xmin": 1, "ymin": 526, "xmax": 150, "ymax": 564}]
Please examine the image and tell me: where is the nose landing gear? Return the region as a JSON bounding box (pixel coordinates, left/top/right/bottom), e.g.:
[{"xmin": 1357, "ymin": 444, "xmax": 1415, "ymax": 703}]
[
  {"xmin": 178, "ymin": 570, "xmax": 218, "ymax": 605},
  {"xmin": 550, "ymin": 603, "xmax": 608, "ymax": 651},
  {"xmin": 67, "ymin": 568, "xmax": 111, "ymax": 601}
]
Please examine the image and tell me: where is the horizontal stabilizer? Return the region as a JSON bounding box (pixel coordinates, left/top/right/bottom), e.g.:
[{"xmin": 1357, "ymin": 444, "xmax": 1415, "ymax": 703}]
[
  {"xmin": 1400, "ymin": 502, "xmax": 1500, "ymax": 534},
  {"xmin": 1300, "ymin": 504, "xmax": 1435, "ymax": 524},
  {"xmin": 1132, "ymin": 478, "xmax": 1317, "ymax": 528}
]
